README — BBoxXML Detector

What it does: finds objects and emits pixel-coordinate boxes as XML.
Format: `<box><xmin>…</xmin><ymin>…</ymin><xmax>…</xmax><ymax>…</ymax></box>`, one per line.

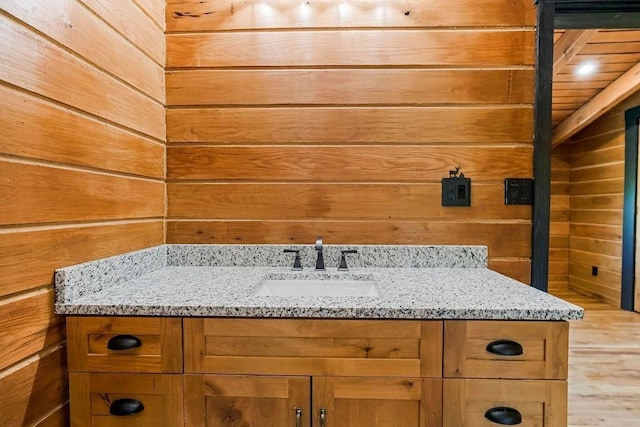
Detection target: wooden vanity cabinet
<box><xmin>67</xmin><ymin>317</ymin><xmax>184</xmax><ymax>427</ymax></box>
<box><xmin>442</xmin><ymin>320</ymin><xmax>569</xmax><ymax>427</ymax></box>
<box><xmin>66</xmin><ymin>317</ymin><xmax>570</xmax><ymax>426</ymax></box>
<box><xmin>183</xmin><ymin>318</ymin><xmax>444</xmax><ymax>427</ymax></box>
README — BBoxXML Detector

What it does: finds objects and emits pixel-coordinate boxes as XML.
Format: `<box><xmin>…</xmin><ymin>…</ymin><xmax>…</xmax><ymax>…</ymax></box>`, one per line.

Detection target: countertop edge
<box><xmin>55</xmin><ymin>303</ymin><xmax>584</xmax><ymax>320</ymax></box>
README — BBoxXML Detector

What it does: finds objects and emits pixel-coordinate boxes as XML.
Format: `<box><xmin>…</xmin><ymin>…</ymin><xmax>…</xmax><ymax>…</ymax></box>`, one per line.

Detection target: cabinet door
<box><xmin>185</xmin><ymin>374</ymin><xmax>311</xmax><ymax>427</ymax></box>
<box><xmin>313</xmin><ymin>377</ymin><xmax>442</xmax><ymax>427</ymax></box>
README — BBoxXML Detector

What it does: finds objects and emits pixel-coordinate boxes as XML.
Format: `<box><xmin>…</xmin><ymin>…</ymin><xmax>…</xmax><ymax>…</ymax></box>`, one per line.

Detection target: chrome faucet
<box><xmin>315</xmin><ymin>236</ymin><xmax>325</xmax><ymax>270</ymax></box>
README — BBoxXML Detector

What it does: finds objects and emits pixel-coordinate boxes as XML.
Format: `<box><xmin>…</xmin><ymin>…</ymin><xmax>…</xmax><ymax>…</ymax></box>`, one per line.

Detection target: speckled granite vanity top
<box><xmin>54</xmin><ymin>244</ymin><xmax>583</xmax><ymax>320</ymax></box>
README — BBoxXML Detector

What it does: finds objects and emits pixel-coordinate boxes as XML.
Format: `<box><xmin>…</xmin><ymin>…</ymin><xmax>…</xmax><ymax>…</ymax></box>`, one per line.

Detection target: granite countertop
<box><xmin>54</xmin><ymin>244</ymin><xmax>584</xmax><ymax>320</ymax></box>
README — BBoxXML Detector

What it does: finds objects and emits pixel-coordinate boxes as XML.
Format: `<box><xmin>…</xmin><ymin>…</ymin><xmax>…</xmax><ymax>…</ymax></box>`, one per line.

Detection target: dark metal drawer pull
<box><xmin>107</xmin><ymin>335</ymin><xmax>142</xmax><ymax>351</ymax></box>
<box><xmin>110</xmin><ymin>398</ymin><xmax>144</xmax><ymax>416</ymax></box>
<box><xmin>486</xmin><ymin>340</ymin><xmax>524</xmax><ymax>356</ymax></box>
<box><xmin>484</xmin><ymin>407</ymin><xmax>522</xmax><ymax>425</ymax></box>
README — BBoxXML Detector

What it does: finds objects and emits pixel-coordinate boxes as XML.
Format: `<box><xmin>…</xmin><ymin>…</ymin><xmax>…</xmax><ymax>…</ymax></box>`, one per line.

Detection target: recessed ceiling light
<box><xmin>575</xmin><ymin>61</ymin><xmax>598</xmax><ymax>77</ymax></box>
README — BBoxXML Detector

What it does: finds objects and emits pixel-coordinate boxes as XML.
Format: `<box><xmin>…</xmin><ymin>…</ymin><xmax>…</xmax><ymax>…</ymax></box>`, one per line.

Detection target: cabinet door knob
<box><xmin>107</xmin><ymin>334</ymin><xmax>142</xmax><ymax>351</ymax></box>
<box><xmin>295</xmin><ymin>407</ymin><xmax>302</xmax><ymax>427</ymax></box>
<box><xmin>484</xmin><ymin>407</ymin><xmax>522</xmax><ymax>425</ymax></box>
<box><xmin>319</xmin><ymin>407</ymin><xmax>327</xmax><ymax>427</ymax></box>
<box><xmin>109</xmin><ymin>398</ymin><xmax>144</xmax><ymax>416</ymax></box>
<box><xmin>486</xmin><ymin>340</ymin><xmax>524</xmax><ymax>356</ymax></box>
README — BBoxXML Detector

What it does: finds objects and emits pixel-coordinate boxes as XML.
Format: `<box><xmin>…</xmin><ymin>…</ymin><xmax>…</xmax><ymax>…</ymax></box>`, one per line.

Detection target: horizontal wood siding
<box><xmin>166</xmin><ymin>30</ymin><xmax>535</xmax><ymax>68</ymax></box>
<box><xmin>0</xmin><ymin>348</ymin><xmax>68</xmax><ymax>426</ymax></box>
<box><xmin>166</xmin><ymin>0</ymin><xmax>536</xmax><ymax>31</ymax></box>
<box><xmin>165</xmin><ymin>0</ymin><xmax>536</xmax><ymax>282</ymax></box>
<box><xmin>166</xmin><ymin>69</ymin><xmax>535</xmax><ymax>106</ymax></box>
<box><xmin>167</xmin><ymin>107</ymin><xmax>533</xmax><ymax>145</ymax></box>
<box><xmin>166</xmin><ymin>221</ymin><xmax>531</xmax><ymax>257</ymax></box>
<box><xmin>135</xmin><ymin>0</ymin><xmax>166</xmax><ymax>31</ymax></box>
<box><xmin>567</xmin><ymin>91</ymin><xmax>640</xmax><ymax>306</ymax></box>
<box><xmin>168</xmin><ymin>183</ymin><xmax>530</xmax><ymax>220</ymax></box>
<box><xmin>0</xmin><ymin>1</ymin><xmax>165</xmax><ymax>425</ymax></box>
<box><xmin>0</xmin><ymin>290</ymin><xmax>64</xmax><ymax>371</ymax></box>
<box><xmin>0</xmin><ymin>85</ymin><xmax>164</xmax><ymax>178</ymax></box>
<box><xmin>0</xmin><ymin>14</ymin><xmax>164</xmax><ymax>140</ymax></box>
<box><xmin>167</xmin><ymin>146</ymin><xmax>533</xmax><ymax>182</ymax></box>
<box><xmin>81</xmin><ymin>0</ymin><xmax>165</xmax><ymax>65</ymax></box>
<box><xmin>0</xmin><ymin>222</ymin><xmax>164</xmax><ymax>298</ymax></box>
<box><xmin>0</xmin><ymin>0</ymin><xmax>163</xmax><ymax>101</ymax></box>
<box><xmin>0</xmin><ymin>161</ymin><xmax>163</xmax><ymax>225</ymax></box>
<box><xmin>550</xmin><ymin>145</ymin><xmax>571</xmax><ymax>292</ymax></box>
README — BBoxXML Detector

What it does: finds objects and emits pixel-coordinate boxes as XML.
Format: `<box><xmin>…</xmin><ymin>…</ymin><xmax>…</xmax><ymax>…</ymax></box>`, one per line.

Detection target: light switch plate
<box><xmin>442</xmin><ymin>177</ymin><xmax>471</xmax><ymax>206</ymax></box>
<box><xmin>505</xmin><ymin>178</ymin><xmax>533</xmax><ymax>205</ymax></box>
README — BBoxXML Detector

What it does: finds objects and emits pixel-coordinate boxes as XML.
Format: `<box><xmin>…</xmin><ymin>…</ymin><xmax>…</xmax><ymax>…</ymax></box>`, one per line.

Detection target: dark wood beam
<box><xmin>532</xmin><ymin>0</ymin><xmax>555</xmax><ymax>292</ymax></box>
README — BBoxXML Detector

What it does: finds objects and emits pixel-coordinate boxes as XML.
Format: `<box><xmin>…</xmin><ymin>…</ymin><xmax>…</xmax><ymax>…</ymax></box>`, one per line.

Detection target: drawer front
<box><xmin>443</xmin><ymin>379</ymin><xmax>567</xmax><ymax>427</ymax></box>
<box><xmin>69</xmin><ymin>372</ymin><xmax>184</xmax><ymax>427</ymax></box>
<box><xmin>184</xmin><ymin>318</ymin><xmax>442</xmax><ymax>377</ymax></box>
<box><xmin>443</xmin><ymin>321</ymin><xmax>568</xmax><ymax>379</ymax></box>
<box><xmin>67</xmin><ymin>316</ymin><xmax>183</xmax><ymax>373</ymax></box>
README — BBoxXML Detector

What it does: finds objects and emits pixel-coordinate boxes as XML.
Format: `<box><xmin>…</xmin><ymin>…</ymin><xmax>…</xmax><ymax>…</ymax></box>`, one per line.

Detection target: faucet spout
<box><xmin>315</xmin><ymin>236</ymin><xmax>325</xmax><ymax>270</ymax></box>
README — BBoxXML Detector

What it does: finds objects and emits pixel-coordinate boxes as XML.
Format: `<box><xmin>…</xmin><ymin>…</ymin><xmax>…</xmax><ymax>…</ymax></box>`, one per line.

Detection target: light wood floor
<box><xmin>550</xmin><ymin>288</ymin><xmax>640</xmax><ymax>426</ymax></box>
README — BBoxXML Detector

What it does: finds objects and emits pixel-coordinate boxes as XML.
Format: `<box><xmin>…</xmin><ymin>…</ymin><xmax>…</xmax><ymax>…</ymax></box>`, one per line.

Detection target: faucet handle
<box><xmin>283</xmin><ymin>249</ymin><xmax>303</xmax><ymax>271</ymax></box>
<box><xmin>314</xmin><ymin>237</ymin><xmax>325</xmax><ymax>271</ymax></box>
<box><xmin>338</xmin><ymin>249</ymin><xmax>358</xmax><ymax>271</ymax></box>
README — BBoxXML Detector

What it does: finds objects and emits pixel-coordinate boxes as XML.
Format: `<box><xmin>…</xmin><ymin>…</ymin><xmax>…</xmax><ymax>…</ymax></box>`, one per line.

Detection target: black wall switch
<box><xmin>442</xmin><ymin>177</ymin><xmax>471</xmax><ymax>206</ymax></box>
<box><xmin>505</xmin><ymin>178</ymin><xmax>534</xmax><ymax>205</ymax></box>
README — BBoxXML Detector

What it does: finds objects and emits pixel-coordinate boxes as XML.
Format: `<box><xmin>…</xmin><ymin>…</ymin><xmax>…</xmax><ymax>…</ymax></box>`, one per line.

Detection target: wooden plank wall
<box><xmin>549</xmin><ymin>145</ymin><xmax>571</xmax><ymax>292</ymax></box>
<box><xmin>0</xmin><ymin>1</ymin><xmax>165</xmax><ymax>425</ymax></box>
<box><xmin>567</xmin><ymin>91</ymin><xmax>640</xmax><ymax>307</ymax></box>
<box><xmin>165</xmin><ymin>0</ymin><xmax>536</xmax><ymax>282</ymax></box>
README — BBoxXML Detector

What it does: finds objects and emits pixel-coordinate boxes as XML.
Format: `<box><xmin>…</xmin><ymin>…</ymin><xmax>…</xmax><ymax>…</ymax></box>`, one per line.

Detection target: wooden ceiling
<box><xmin>552</xmin><ymin>29</ymin><xmax>640</xmax><ymax>146</ymax></box>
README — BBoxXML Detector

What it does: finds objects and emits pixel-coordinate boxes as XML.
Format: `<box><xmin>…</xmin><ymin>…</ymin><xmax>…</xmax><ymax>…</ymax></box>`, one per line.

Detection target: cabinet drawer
<box><xmin>184</xmin><ymin>318</ymin><xmax>442</xmax><ymax>377</ymax></box>
<box><xmin>443</xmin><ymin>321</ymin><xmax>568</xmax><ymax>379</ymax></box>
<box><xmin>69</xmin><ymin>372</ymin><xmax>184</xmax><ymax>427</ymax></box>
<box><xmin>67</xmin><ymin>316</ymin><xmax>183</xmax><ymax>373</ymax></box>
<box><xmin>443</xmin><ymin>379</ymin><xmax>567</xmax><ymax>427</ymax></box>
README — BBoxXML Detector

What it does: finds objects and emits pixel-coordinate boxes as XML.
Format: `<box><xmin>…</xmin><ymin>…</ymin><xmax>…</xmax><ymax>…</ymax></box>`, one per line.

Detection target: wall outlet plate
<box><xmin>442</xmin><ymin>177</ymin><xmax>471</xmax><ymax>206</ymax></box>
<box><xmin>505</xmin><ymin>178</ymin><xmax>534</xmax><ymax>205</ymax></box>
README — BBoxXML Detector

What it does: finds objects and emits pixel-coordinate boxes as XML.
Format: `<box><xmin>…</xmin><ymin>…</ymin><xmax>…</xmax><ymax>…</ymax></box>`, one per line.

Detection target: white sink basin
<box><xmin>253</xmin><ymin>278</ymin><xmax>380</xmax><ymax>297</ymax></box>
